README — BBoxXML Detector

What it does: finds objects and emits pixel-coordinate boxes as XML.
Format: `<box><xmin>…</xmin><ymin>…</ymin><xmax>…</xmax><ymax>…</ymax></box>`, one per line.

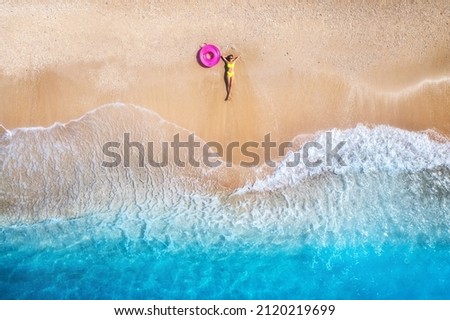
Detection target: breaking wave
<box><xmin>0</xmin><ymin>103</ymin><xmax>449</xmax><ymax>250</ymax></box>
<box><xmin>1</xmin><ymin>103</ymin><xmax>450</xmax><ymax>299</ymax></box>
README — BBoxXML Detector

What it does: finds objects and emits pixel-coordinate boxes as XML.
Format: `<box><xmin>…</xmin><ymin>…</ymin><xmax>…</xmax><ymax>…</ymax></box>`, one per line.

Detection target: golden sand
<box><xmin>1</xmin><ymin>0</ymin><xmax>449</xmax><ymax>146</ymax></box>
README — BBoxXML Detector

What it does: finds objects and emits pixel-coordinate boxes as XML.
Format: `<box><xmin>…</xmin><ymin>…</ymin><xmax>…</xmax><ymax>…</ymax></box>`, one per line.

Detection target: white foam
<box><xmin>239</xmin><ymin>124</ymin><xmax>450</xmax><ymax>193</ymax></box>
<box><xmin>382</xmin><ymin>76</ymin><xmax>450</xmax><ymax>97</ymax></box>
<box><xmin>1</xmin><ymin>104</ymin><xmax>449</xmax><ymax>249</ymax></box>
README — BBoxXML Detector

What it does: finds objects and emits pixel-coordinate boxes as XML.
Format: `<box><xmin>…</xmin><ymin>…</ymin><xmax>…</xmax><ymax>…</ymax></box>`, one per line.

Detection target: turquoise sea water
<box><xmin>1</xmin><ymin>223</ymin><xmax>449</xmax><ymax>299</ymax></box>
<box><xmin>1</xmin><ymin>106</ymin><xmax>449</xmax><ymax>299</ymax></box>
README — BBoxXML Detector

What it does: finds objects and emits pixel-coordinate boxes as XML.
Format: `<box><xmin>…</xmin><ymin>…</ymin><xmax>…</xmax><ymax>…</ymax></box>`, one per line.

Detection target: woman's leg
<box><xmin>225</xmin><ymin>75</ymin><xmax>231</xmax><ymax>101</ymax></box>
<box><xmin>227</xmin><ymin>77</ymin><xmax>233</xmax><ymax>100</ymax></box>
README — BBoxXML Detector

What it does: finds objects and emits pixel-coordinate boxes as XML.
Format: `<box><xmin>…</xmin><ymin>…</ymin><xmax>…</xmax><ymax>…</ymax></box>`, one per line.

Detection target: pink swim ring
<box><xmin>197</xmin><ymin>44</ymin><xmax>221</xmax><ymax>68</ymax></box>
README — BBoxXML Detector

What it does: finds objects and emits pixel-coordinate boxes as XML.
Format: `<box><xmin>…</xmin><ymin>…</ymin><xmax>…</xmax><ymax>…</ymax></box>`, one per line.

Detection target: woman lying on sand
<box><xmin>221</xmin><ymin>54</ymin><xmax>239</xmax><ymax>101</ymax></box>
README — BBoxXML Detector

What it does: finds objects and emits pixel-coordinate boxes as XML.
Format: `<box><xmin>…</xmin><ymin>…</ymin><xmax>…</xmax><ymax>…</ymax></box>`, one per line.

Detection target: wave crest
<box><xmin>1</xmin><ymin>104</ymin><xmax>449</xmax><ymax>248</ymax></box>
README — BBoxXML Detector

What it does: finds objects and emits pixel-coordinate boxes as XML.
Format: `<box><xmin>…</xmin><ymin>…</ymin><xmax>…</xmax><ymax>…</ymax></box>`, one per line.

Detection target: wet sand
<box><xmin>1</xmin><ymin>0</ymin><xmax>449</xmax><ymax>146</ymax></box>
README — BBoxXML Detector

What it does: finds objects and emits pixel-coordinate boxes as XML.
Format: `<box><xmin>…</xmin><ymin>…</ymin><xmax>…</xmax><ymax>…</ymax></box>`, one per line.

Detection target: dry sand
<box><xmin>0</xmin><ymin>0</ymin><xmax>449</xmax><ymax>149</ymax></box>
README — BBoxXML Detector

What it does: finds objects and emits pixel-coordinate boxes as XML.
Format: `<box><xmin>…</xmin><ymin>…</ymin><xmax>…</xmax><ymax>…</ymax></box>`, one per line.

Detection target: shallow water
<box><xmin>1</xmin><ymin>229</ymin><xmax>449</xmax><ymax>299</ymax></box>
<box><xmin>1</xmin><ymin>104</ymin><xmax>449</xmax><ymax>299</ymax></box>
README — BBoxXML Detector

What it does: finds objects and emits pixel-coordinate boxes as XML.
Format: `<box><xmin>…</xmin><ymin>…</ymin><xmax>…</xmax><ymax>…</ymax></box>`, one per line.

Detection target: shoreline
<box><xmin>1</xmin><ymin>63</ymin><xmax>449</xmax><ymax>136</ymax></box>
<box><xmin>0</xmin><ymin>1</ymin><xmax>449</xmax><ymax>143</ymax></box>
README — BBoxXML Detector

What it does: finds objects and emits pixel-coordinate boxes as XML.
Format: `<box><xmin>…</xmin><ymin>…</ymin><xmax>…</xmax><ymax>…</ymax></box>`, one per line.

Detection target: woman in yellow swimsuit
<box><xmin>221</xmin><ymin>54</ymin><xmax>239</xmax><ymax>101</ymax></box>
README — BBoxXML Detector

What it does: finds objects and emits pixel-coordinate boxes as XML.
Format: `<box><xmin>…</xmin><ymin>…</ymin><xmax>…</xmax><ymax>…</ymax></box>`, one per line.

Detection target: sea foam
<box><xmin>1</xmin><ymin>104</ymin><xmax>449</xmax><ymax>250</ymax></box>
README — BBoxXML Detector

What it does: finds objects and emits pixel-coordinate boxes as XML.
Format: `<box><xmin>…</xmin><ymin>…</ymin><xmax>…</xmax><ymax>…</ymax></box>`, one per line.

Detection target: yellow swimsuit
<box><xmin>226</xmin><ymin>62</ymin><xmax>235</xmax><ymax>77</ymax></box>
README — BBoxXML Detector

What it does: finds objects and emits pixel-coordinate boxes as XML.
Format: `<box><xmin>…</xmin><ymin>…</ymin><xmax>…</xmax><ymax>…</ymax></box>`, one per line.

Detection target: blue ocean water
<box><xmin>1</xmin><ymin>107</ymin><xmax>449</xmax><ymax>300</ymax></box>
<box><xmin>1</xmin><ymin>228</ymin><xmax>449</xmax><ymax>299</ymax></box>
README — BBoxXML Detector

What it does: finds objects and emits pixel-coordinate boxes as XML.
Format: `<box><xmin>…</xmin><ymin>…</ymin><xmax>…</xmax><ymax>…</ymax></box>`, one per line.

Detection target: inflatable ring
<box><xmin>197</xmin><ymin>44</ymin><xmax>221</xmax><ymax>68</ymax></box>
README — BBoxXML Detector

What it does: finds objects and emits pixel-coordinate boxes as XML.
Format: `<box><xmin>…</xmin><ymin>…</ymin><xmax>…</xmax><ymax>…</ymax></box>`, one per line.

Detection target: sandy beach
<box><xmin>0</xmin><ymin>0</ymin><xmax>448</xmax><ymax>146</ymax></box>
<box><xmin>1</xmin><ymin>2</ymin><xmax>450</xmax><ymax>302</ymax></box>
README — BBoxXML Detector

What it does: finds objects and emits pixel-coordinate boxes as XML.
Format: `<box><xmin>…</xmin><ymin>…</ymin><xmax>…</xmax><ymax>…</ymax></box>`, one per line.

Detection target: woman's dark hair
<box><xmin>226</xmin><ymin>54</ymin><xmax>234</xmax><ymax>61</ymax></box>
